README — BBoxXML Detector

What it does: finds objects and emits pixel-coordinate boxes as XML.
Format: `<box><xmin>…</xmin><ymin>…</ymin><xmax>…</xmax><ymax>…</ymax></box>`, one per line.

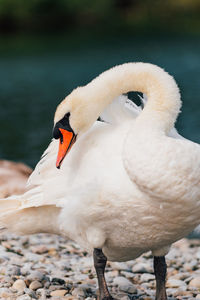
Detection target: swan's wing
<box><xmin>19</xmin><ymin>139</ymin><xmax>64</xmax><ymax>207</ymax></box>
<box><xmin>100</xmin><ymin>94</ymin><xmax>143</xmax><ymax>125</ymax></box>
<box><xmin>27</xmin><ymin>139</ymin><xmax>58</xmax><ymax>188</ymax></box>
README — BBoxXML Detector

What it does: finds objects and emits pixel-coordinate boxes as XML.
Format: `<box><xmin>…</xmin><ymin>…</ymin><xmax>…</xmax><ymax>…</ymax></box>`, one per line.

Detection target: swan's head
<box><xmin>53</xmin><ymin>87</ymin><xmax>97</xmax><ymax>168</ymax></box>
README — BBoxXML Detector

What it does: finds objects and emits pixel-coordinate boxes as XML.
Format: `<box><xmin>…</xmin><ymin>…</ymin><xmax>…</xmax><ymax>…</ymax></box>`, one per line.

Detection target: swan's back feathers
<box><xmin>100</xmin><ymin>94</ymin><xmax>143</xmax><ymax>124</ymax></box>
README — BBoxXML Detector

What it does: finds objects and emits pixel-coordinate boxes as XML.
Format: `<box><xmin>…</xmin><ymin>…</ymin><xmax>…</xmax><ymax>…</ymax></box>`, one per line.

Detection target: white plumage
<box><xmin>1</xmin><ymin>62</ymin><xmax>200</xmax><ymax>265</ymax></box>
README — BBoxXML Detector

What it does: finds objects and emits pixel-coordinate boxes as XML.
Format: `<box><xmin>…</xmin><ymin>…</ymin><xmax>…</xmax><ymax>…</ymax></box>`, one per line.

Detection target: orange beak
<box><xmin>56</xmin><ymin>128</ymin><xmax>76</xmax><ymax>169</ymax></box>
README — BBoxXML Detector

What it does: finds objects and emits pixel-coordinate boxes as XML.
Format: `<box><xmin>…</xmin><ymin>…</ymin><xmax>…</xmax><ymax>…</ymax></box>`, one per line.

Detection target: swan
<box><xmin>1</xmin><ymin>62</ymin><xmax>200</xmax><ymax>300</ymax></box>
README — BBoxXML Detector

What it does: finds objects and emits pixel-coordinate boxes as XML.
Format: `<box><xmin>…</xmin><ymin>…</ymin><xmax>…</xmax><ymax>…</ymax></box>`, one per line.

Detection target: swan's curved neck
<box><xmin>84</xmin><ymin>63</ymin><xmax>181</xmax><ymax>132</ymax></box>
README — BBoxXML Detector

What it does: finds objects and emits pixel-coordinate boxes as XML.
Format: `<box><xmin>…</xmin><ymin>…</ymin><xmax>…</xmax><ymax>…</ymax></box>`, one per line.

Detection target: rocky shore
<box><xmin>0</xmin><ymin>234</ymin><xmax>200</xmax><ymax>299</ymax></box>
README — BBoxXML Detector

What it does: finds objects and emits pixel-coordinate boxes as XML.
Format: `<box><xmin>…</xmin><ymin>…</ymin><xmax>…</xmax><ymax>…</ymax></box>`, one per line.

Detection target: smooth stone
<box><xmin>105</xmin><ymin>270</ymin><xmax>119</xmax><ymax>282</ymax></box>
<box><xmin>12</xmin><ymin>279</ymin><xmax>26</xmax><ymax>291</ymax></box>
<box><xmin>0</xmin><ymin>276</ymin><xmax>14</xmax><ymax>285</ymax></box>
<box><xmin>49</xmin><ymin>284</ymin><xmax>66</xmax><ymax>291</ymax></box>
<box><xmin>132</xmin><ymin>263</ymin><xmax>151</xmax><ymax>273</ymax></box>
<box><xmin>113</xmin><ymin>276</ymin><xmax>132</xmax><ymax>286</ymax></box>
<box><xmin>189</xmin><ymin>277</ymin><xmax>200</xmax><ymax>288</ymax></box>
<box><xmin>51</xmin><ymin>277</ymin><xmax>66</xmax><ymax>285</ymax></box>
<box><xmin>166</xmin><ymin>288</ymin><xmax>177</xmax><ymax>296</ymax></box>
<box><xmin>24</xmin><ymin>288</ymin><xmax>37</xmax><ymax>298</ymax></box>
<box><xmin>16</xmin><ymin>295</ymin><xmax>32</xmax><ymax>300</ymax></box>
<box><xmin>140</xmin><ymin>273</ymin><xmax>155</xmax><ymax>282</ymax></box>
<box><xmin>24</xmin><ymin>253</ymin><xmax>41</xmax><ymax>262</ymax></box>
<box><xmin>113</xmin><ymin>276</ymin><xmax>137</xmax><ymax>293</ymax></box>
<box><xmin>44</xmin><ymin>281</ymin><xmax>51</xmax><ymax>288</ymax></box>
<box><xmin>71</xmin><ymin>287</ymin><xmax>85</xmax><ymax>297</ymax></box>
<box><xmin>36</xmin><ymin>288</ymin><xmax>50</xmax><ymax>297</ymax></box>
<box><xmin>50</xmin><ymin>289</ymin><xmax>68</xmax><ymax>297</ymax></box>
<box><xmin>32</xmin><ymin>245</ymin><xmax>48</xmax><ymax>254</ymax></box>
<box><xmin>120</xmin><ymin>271</ymin><xmax>135</xmax><ymax>278</ymax></box>
<box><xmin>62</xmin><ymin>296</ymin><xmax>76</xmax><ymax>300</ymax></box>
<box><xmin>173</xmin><ymin>286</ymin><xmax>188</xmax><ymax>297</ymax></box>
<box><xmin>111</xmin><ymin>262</ymin><xmax>129</xmax><ymax>271</ymax></box>
<box><xmin>0</xmin><ymin>288</ymin><xmax>13</xmax><ymax>298</ymax></box>
<box><xmin>29</xmin><ymin>280</ymin><xmax>43</xmax><ymax>290</ymax></box>
<box><xmin>27</xmin><ymin>271</ymin><xmax>45</xmax><ymax>281</ymax></box>
<box><xmin>166</xmin><ymin>279</ymin><xmax>186</xmax><ymax>288</ymax></box>
<box><xmin>5</xmin><ymin>266</ymin><xmax>21</xmax><ymax>276</ymax></box>
<box><xmin>120</xmin><ymin>284</ymin><xmax>137</xmax><ymax>294</ymax></box>
<box><xmin>78</xmin><ymin>283</ymin><xmax>93</xmax><ymax>290</ymax></box>
<box><xmin>21</xmin><ymin>265</ymin><xmax>32</xmax><ymax>276</ymax></box>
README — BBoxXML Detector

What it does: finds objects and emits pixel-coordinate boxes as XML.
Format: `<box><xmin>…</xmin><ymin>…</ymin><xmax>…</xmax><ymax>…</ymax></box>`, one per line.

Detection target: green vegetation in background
<box><xmin>0</xmin><ymin>0</ymin><xmax>200</xmax><ymax>34</ymax></box>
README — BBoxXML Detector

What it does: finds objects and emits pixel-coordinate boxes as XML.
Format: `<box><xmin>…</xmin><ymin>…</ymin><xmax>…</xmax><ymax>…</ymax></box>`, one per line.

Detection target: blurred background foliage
<box><xmin>0</xmin><ymin>0</ymin><xmax>200</xmax><ymax>167</ymax></box>
<box><xmin>0</xmin><ymin>0</ymin><xmax>200</xmax><ymax>34</ymax></box>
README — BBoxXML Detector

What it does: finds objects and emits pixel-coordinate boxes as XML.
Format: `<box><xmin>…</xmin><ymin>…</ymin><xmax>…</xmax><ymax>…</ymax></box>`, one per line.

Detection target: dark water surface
<box><xmin>0</xmin><ymin>34</ymin><xmax>200</xmax><ymax>167</ymax></box>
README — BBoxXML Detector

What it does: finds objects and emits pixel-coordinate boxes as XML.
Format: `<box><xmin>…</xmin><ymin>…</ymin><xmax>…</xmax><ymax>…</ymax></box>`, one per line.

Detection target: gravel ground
<box><xmin>0</xmin><ymin>234</ymin><xmax>200</xmax><ymax>300</ymax></box>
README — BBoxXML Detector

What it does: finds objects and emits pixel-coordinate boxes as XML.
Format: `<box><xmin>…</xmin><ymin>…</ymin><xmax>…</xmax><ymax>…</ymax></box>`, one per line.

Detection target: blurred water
<box><xmin>0</xmin><ymin>34</ymin><xmax>200</xmax><ymax>167</ymax></box>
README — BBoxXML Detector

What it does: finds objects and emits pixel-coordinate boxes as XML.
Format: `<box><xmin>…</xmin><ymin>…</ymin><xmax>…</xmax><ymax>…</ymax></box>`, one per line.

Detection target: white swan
<box><xmin>1</xmin><ymin>62</ymin><xmax>200</xmax><ymax>300</ymax></box>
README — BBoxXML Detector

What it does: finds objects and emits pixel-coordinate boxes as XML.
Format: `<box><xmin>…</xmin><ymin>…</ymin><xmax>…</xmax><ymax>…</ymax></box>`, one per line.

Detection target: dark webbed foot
<box><xmin>93</xmin><ymin>248</ymin><xmax>114</xmax><ymax>300</ymax></box>
<box><xmin>154</xmin><ymin>256</ymin><xmax>167</xmax><ymax>300</ymax></box>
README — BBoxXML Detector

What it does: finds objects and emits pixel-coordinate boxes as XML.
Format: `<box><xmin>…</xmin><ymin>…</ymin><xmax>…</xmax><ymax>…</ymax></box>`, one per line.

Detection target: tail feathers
<box><xmin>0</xmin><ymin>195</ymin><xmax>22</xmax><ymax>229</ymax></box>
<box><xmin>0</xmin><ymin>189</ymin><xmax>61</xmax><ymax>235</ymax></box>
<box><xmin>0</xmin><ymin>200</ymin><xmax>61</xmax><ymax>235</ymax></box>
<box><xmin>0</xmin><ymin>196</ymin><xmax>21</xmax><ymax>214</ymax></box>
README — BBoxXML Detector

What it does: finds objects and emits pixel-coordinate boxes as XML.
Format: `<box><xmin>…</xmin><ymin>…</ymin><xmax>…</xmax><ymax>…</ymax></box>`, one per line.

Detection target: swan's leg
<box><xmin>93</xmin><ymin>248</ymin><xmax>114</xmax><ymax>300</ymax></box>
<box><xmin>154</xmin><ymin>256</ymin><xmax>167</xmax><ymax>300</ymax></box>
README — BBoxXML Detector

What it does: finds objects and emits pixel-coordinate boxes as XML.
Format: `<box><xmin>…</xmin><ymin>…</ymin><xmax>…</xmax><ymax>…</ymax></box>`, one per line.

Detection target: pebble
<box><xmin>1</xmin><ymin>234</ymin><xmax>200</xmax><ymax>299</ymax></box>
<box><xmin>51</xmin><ymin>277</ymin><xmax>66</xmax><ymax>285</ymax></box>
<box><xmin>31</xmin><ymin>245</ymin><xmax>48</xmax><ymax>254</ymax></box>
<box><xmin>24</xmin><ymin>287</ymin><xmax>37</xmax><ymax>298</ymax></box>
<box><xmin>5</xmin><ymin>265</ymin><xmax>21</xmax><ymax>276</ymax></box>
<box><xmin>140</xmin><ymin>273</ymin><xmax>155</xmax><ymax>282</ymax></box>
<box><xmin>111</xmin><ymin>262</ymin><xmax>129</xmax><ymax>271</ymax></box>
<box><xmin>113</xmin><ymin>276</ymin><xmax>131</xmax><ymax>286</ymax></box>
<box><xmin>166</xmin><ymin>279</ymin><xmax>187</xmax><ymax>288</ymax></box>
<box><xmin>189</xmin><ymin>277</ymin><xmax>200</xmax><ymax>288</ymax></box>
<box><xmin>49</xmin><ymin>284</ymin><xmax>66</xmax><ymax>291</ymax></box>
<box><xmin>12</xmin><ymin>279</ymin><xmax>26</xmax><ymax>291</ymax></box>
<box><xmin>16</xmin><ymin>295</ymin><xmax>32</xmax><ymax>300</ymax></box>
<box><xmin>27</xmin><ymin>270</ymin><xmax>45</xmax><ymax>282</ymax></box>
<box><xmin>72</xmin><ymin>287</ymin><xmax>86</xmax><ymax>297</ymax></box>
<box><xmin>0</xmin><ymin>288</ymin><xmax>13</xmax><ymax>298</ymax></box>
<box><xmin>29</xmin><ymin>280</ymin><xmax>43</xmax><ymax>290</ymax></box>
<box><xmin>132</xmin><ymin>263</ymin><xmax>151</xmax><ymax>273</ymax></box>
<box><xmin>50</xmin><ymin>289</ymin><xmax>68</xmax><ymax>296</ymax></box>
<box><xmin>21</xmin><ymin>265</ymin><xmax>31</xmax><ymax>276</ymax></box>
<box><xmin>113</xmin><ymin>276</ymin><xmax>137</xmax><ymax>293</ymax></box>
